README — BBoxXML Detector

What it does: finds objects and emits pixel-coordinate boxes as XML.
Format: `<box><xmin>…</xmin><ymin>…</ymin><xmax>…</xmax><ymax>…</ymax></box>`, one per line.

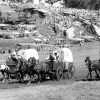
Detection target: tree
<box><xmin>63</xmin><ymin>0</ymin><xmax>100</xmax><ymax>10</ymax></box>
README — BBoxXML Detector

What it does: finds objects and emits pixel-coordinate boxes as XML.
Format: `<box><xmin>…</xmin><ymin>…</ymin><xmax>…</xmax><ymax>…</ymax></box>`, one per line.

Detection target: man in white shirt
<box><xmin>61</xmin><ymin>45</ymin><xmax>73</xmax><ymax>69</ymax></box>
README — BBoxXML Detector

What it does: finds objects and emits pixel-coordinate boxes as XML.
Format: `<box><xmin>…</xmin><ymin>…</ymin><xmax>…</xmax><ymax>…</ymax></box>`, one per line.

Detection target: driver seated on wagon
<box><xmin>7</xmin><ymin>52</ymin><xmax>18</xmax><ymax>65</ymax></box>
<box><xmin>10</xmin><ymin>53</ymin><xmax>18</xmax><ymax>62</ymax></box>
<box><xmin>53</xmin><ymin>44</ymin><xmax>74</xmax><ymax>70</ymax></box>
<box><xmin>53</xmin><ymin>50</ymin><xmax>59</xmax><ymax>62</ymax></box>
<box><xmin>9</xmin><ymin>47</ymin><xmax>21</xmax><ymax>62</ymax></box>
<box><xmin>46</xmin><ymin>49</ymin><xmax>60</xmax><ymax>71</ymax></box>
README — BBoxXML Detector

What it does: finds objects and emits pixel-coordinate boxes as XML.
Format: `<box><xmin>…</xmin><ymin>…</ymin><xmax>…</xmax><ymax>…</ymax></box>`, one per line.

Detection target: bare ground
<box><xmin>0</xmin><ymin>41</ymin><xmax>100</xmax><ymax>100</ymax></box>
<box><xmin>0</xmin><ymin>81</ymin><xmax>100</xmax><ymax>100</ymax></box>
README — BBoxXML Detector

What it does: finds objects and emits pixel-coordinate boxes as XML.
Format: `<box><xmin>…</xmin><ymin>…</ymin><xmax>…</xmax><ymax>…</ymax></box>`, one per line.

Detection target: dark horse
<box><xmin>35</xmin><ymin>61</ymin><xmax>54</xmax><ymax>82</ymax></box>
<box><xmin>85</xmin><ymin>57</ymin><xmax>100</xmax><ymax>80</ymax></box>
<box><xmin>5</xmin><ymin>56</ymin><xmax>27</xmax><ymax>83</ymax></box>
<box><xmin>16</xmin><ymin>57</ymin><xmax>27</xmax><ymax>82</ymax></box>
<box><xmin>26</xmin><ymin>57</ymin><xmax>37</xmax><ymax>84</ymax></box>
<box><xmin>25</xmin><ymin>57</ymin><xmax>50</xmax><ymax>84</ymax></box>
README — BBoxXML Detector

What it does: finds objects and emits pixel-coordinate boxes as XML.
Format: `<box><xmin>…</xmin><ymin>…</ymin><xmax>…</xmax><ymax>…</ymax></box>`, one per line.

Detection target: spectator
<box><xmin>3</xmin><ymin>51</ymin><xmax>5</xmax><ymax>54</ymax></box>
<box><xmin>8</xmin><ymin>49</ymin><xmax>11</xmax><ymax>53</ymax></box>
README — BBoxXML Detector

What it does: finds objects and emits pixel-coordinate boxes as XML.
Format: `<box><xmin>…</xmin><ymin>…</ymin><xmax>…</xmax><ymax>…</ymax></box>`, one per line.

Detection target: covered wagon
<box><xmin>39</xmin><ymin>46</ymin><xmax>75</xmax><ymax>81</ymax></box>
<box><xmin>51</xmin><ymin>47</ymin><xmax>75</xmax><ymax>80</ymax></box>
<box><xmin>16</xmin><ymin>48</ymin><xmax>39</xmax><ymax>60</ymax></box>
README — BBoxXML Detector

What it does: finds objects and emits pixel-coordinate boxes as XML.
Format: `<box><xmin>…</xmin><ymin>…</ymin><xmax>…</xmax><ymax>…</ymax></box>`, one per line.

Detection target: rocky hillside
<box><xmin>0</xmin><ymin>3</ymin><xmax>100</xmax><ymax>38</ymax></box>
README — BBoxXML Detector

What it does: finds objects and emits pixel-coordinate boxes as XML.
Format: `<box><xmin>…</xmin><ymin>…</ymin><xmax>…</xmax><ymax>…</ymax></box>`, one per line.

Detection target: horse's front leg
<box><xmin>2</xmin><ymin>73</ymin><xmax>6</xmax><ymax>82</ymax></box>
<box><xmin>21</xmin><ymin>74</ymin><xmax>24</xmax><ymax>83</ymax></box>
<box><xmin>18</xmin><ymin>71</ymin><xmax>24</xmax><ymax>83</ymax></box>
<box><xmin>86</xmin><ymin>68</ymin><xmax>92</xmax><ymax>80</ymax></box>
<box><xmin>89</xmin><ymin>69</ymin><xmax>92</xmax><ymax>79</ymax></box>
<box><xmin>86</xmin><ymin>72</ymin><xmax>89</xmax><ymax>80</ymax></box>
<box><xmin>27</xmin><ymin>74</ymin><xmax>32</xmax><ymax>85</ymax></box>
<box><xmin>20</xmin><ymin>70</ymin><xmax>25</xmax><ymax>83</ymax></box>
<box><xmin>7</xmin><ymin>72</ymin><xmax>11</xmax><ymax>83</ymax></box>
<box><xmin>95</xmin><ymin>70</ymin><xmax>100</xmax><ymax>78</ymax></box>
<box><xmin>37</xmin><ymin>72</ymin><xmax>41</xmax><ymax>83</ymax></box>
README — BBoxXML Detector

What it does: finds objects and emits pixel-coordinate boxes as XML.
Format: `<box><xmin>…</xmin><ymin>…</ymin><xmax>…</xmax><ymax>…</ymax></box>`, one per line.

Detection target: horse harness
<box><xmin>17</xmin><ymin>58</ymin><xmax>27</xmax><ymax>70</ymax></box>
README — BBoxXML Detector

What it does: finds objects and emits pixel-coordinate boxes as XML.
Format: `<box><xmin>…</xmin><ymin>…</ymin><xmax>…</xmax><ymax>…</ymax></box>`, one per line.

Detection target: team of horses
<box><xmin>0</xmin><ymin>55</ymin><xmax>54</xmax><ymax>84</ymax></box>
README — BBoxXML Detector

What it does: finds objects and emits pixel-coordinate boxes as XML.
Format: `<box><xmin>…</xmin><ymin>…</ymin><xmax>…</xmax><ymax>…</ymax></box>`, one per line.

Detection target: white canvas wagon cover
<box><xmin>12</xmin><ymin>49</ymin><xmax>39</xmax><ymax>60</ymax></box>
<box><xmin>53</xmin><ymin>47</ymin><xmax>73</xmax><ymax>62</ymax></box>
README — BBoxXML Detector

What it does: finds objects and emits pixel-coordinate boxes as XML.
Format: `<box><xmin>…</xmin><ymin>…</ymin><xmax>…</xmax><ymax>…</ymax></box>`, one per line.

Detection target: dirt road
<box><xmin>0</xmin><ymin>41</ymin><xmax>100</xmax><ymax>100</ymax></box>
<box><xmin>0</xmin><ymin>80</ymin><xmax>100</xmax><ymax>100</ymax></box>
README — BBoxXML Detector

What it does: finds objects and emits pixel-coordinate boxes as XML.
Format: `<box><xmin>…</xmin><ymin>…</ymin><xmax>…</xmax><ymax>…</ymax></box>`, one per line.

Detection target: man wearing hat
<box><xmin>10</xmin><ymin>52</ymin><xmax>18</xmax><ymax>62</ymax></box>
<box><xmin>53</xmin><ymin>50</ymin><xmax>59</xmax><ymax>62</ymax></box>
<box><xmin>46</xmin><ymin>49</ymin><xmax>55</xmax><ymax>71</ymax></box>
<box><xmin>61</xmin><ymin>45</ymin><xmax>73</xmax><ymax>71</ymax></box>
<box><xmin>49</xmin><ymin>52</ymin><xmax>55</xmax><ymax>71</ymax></box>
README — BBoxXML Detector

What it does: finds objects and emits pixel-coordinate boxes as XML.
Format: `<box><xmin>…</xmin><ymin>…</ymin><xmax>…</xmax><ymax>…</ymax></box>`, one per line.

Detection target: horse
<box><xmin>35</xmin><ymin>60</ymin><xmax>53</xmax><ymax>83</ymax></box>
<box><xmin>25</xmin><ymin>57</ymin><xmax>37</xmax><ymax>84</ymax></box>
<box><xmin>85</xmin><ymin>57</ymin><xmax>100</xmax><ymax>80</ymax></box>
<box><xmin>15</xmin><ymin>56</ymin><xmax>38</xmax><ymax>84</ymax></box>
<box><xmin>15</xmin><ymin>57</ymin><xmax>28</xmax><ymax>82</ymax></box>
<box><xmin>3</xmin><ymin>56</ymin><xmax>27</xmax><ymax>83</ymax></box>
<box><xmin>0</xmin><ymin>64</ymin><xmax>10</xmax><ymax>82</ymax></box>
<box><xmin>16</xmin><ymin>56</ymin><xmax>43</xmax><ymax>84</ymax></box>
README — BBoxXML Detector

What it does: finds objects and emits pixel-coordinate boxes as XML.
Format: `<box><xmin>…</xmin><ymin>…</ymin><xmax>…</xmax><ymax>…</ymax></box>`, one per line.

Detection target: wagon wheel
<box><xmin>68</xmin><ymin>64</ymin><xmax>75</xmax><ymax>79</ymax></box>
<box><xmin>56</xmin><ymin>67</ymin><xmax>63</xmax><ymax>81</ymax></box>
